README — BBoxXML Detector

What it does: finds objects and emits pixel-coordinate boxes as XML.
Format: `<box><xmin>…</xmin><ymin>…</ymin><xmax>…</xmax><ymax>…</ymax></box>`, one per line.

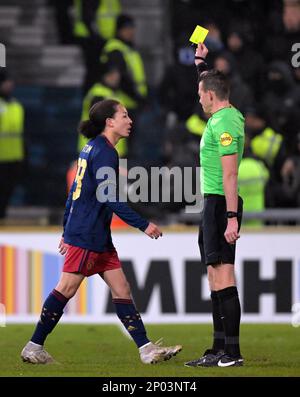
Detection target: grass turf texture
<box><xmin>0</xmin><ymin>324</ymin><xmax>299</xmax><ymax>377</ymax></box>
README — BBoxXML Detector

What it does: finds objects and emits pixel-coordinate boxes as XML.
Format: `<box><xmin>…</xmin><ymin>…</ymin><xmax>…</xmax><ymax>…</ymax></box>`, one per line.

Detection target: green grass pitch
<box><xmin>1</xmin><ymin>324</ymin><xmax>299</xmax><ymax>377</ymax></box>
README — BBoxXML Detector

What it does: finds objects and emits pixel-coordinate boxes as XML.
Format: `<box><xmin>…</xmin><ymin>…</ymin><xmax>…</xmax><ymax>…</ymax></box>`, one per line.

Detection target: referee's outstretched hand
<box><xmin>195</xmin><ymin>43</ymin><xmax>208</xmax><ymax>65</ymax></box>
<box><xmin>144</xmin><ymin>222</ymin><xmax>163</xmax><ymax>240</ymax></box>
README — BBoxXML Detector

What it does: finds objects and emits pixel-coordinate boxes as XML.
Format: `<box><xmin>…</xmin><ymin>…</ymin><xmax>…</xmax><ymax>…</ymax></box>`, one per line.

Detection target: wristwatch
<box><xmin>226</xmin><ymin>211</ymin><xmax>238</xmax><ymax>218</ymax></box>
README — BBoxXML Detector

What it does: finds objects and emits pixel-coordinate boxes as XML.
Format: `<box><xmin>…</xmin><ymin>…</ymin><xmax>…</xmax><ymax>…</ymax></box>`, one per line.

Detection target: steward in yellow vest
<box><xmin>0</xmin><ymin>72</ymin><xmax>25</xmax><ymax>219</ymax></box>
<box><xmin>73</xmin><ymin>0</ymin><xmax>121</xmax><ymax>40</ymax></box>
<box><xmin>78</xmin><ymin>64</ymin><xmax>127</xmax><ymax>157</ymax></box>
<box><xmin>73</xmin><ymin>0</ymin><xmax>121</xmax><ymax>93</ymax></box>
<box><xmin>185</xmin><ymin>113</ymin><xmax>207</xmax><ymax>138</ymax></box>
<box><xmin>238</xmin><ymin>156</ymin><xmax>269</xmax><ymax>226</ymax></box>
<box><xmin>251</xmin><ymin>127</ymin><xmax>283</xmax><ymax>168</ymax></box>
<box><xmin>100</xmin><ymin>14</ymin><xmax>147</xmax><ymax>110</ymax></box>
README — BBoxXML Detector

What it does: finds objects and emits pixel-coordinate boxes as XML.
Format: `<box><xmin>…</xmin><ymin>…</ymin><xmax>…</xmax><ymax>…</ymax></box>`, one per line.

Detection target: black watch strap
<box><xmin>195</xmin><ymin>56</ymin><xmax>206</xmax><ymax>61</ymax></box>
<box><xmin>226</xmin><ymin>211</ymin><xmax>238</xmax><ymax>218</ymax></box>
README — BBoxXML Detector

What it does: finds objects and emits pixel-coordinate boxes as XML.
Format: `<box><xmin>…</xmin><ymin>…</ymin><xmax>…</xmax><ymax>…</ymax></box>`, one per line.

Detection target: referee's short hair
<box><xmin>200</xmin><ymin>70</ymin><xmax>230</xmax><ymax>101</ymax></box>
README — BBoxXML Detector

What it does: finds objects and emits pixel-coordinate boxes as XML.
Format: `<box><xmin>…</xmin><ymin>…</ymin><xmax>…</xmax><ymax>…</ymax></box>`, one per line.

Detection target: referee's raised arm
<box><xmin>194</xmin><ymin>43</ymin><xmax>209</xmax><ymax>80</ymax></box>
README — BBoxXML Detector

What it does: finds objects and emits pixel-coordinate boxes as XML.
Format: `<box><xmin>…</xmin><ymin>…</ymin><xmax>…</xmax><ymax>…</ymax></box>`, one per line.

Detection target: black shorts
<box><xmin>198</xmin><ymin>194</ymin><xmax>243</xmax><ymax>266</ymax></box>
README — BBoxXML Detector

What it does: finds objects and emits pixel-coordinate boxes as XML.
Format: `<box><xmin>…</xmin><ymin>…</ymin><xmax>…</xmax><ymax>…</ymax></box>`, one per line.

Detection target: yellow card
<box><xmin>189</xmin><ymin>25</ymin><xmax>209</xmax><ymax>44</ymax></box>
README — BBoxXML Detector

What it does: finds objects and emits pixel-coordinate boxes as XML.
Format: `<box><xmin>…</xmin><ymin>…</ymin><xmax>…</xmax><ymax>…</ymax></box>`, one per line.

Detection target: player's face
<box><xmin>112</xmin><ymin>105</ymin><xmax>132</xmax><ymax>137</ymax></box>
<box><xmin>198</xmin><ymin>81</ymin><xmax>212</xmax><ymax>114</ymax></box>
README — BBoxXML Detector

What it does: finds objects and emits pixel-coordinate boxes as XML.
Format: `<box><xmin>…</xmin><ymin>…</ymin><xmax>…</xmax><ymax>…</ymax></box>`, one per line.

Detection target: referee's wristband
<box><xmin>195</xmin><ymin>56</ymin><xmax>206</xmax><ymax>61</ymax></box>
<box><xmin>226</xmin><ymin>211</ymin><xmax>238</xmax><ymax>218</ymax></box>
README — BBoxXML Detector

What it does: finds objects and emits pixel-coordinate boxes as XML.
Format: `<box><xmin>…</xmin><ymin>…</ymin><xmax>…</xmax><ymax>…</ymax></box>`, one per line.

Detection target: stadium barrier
<box><xmin>0</xmin><ymin>229</ymin><xmax>299</xmax><ymax>323</ymax></box>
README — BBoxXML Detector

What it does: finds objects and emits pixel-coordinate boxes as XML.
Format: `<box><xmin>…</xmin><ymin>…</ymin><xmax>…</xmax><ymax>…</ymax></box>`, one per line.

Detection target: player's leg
<box><xmin>102</xmin><ymin>267</ymin><xmax>149</xmax><ymax>347</ymax></box>
<box><xmin>21</xmin><ymin>272</ymin><xmax>84</xmax><ymax>364</ymax></box>
<box><xmin>102</xmin><ymin>268</ymin><xmax>182</xmax><ymax>364</ymax></box>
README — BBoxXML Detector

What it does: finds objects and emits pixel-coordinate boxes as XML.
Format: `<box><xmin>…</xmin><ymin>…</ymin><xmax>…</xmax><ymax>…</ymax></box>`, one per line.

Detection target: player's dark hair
<box><xmin>78</xmin><ymin>99</ymin><xmax>120</xmax><ymax>138</ymax></box>
<box><xmin>200</xmin><ymin>70</ymin><xmax>230</xmax><ymax>100</ymax></box>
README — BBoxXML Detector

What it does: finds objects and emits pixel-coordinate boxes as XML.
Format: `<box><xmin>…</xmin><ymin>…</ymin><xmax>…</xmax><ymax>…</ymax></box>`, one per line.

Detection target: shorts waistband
<box><xmin>204</xmin><ymin>194</ymin><xmax>224</xmax><ymax>198</ymax></box>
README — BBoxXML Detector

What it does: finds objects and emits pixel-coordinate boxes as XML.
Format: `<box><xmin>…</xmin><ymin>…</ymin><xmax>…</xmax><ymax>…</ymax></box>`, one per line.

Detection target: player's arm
<box><xmin>221</xmin><ymin>154</ymin><xmax>239</xmax><ymax>245</ymax></box>
<box><xmin>62</xmin><ymin>180</ymin><xmax>76</xmax><ymax>234</ymax></box>
<box><xmin>59</xmin><ymin>181</ymin><xmax>76</xmax><ymax>254</ymax></box>
<box><xmin>93</xmin><ymin>149</ymin><xmax>162</xmax><ymax>238</ymax></box>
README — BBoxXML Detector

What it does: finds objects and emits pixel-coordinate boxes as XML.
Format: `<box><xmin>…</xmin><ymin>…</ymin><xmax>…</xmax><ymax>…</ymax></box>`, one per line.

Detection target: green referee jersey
<box><xmin>200</xmin><ymin>106</ymin><xmax>245</xmax><ymax>195</ymax></box>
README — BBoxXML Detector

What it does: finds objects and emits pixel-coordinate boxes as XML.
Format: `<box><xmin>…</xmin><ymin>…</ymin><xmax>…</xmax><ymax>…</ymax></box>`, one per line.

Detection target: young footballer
<box><xmin>21</xmin><ymin>99</ymin><xmax>181</xmax><ymax>365</ymax></box>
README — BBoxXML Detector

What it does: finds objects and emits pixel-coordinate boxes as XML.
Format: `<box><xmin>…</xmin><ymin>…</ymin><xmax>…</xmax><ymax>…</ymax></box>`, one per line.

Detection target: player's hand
<box><xmin>195</xmin><ymin>43</ymin><xmax>208</xmax><ymax>65</ymax></box>
<box><xmin>144</xmin><ymin>223</ymin><xmax>163</xmax><ymax>239</ymax></box>
<box><xmin>224</xmin><ymin>218</ymin><xmax>240</xmax><ymax>245</ymax></box>
<box><xmin>58</xmin><ymin>237</ymin><xmax>70</xmax><ymax>255</ymax></box>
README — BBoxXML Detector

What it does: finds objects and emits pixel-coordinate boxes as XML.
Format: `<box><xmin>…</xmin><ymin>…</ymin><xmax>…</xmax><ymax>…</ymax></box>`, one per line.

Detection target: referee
<box><xmin>185</xmin><ymin>43</ymin><xmax>245</xmax><ymax>368</ymax></box>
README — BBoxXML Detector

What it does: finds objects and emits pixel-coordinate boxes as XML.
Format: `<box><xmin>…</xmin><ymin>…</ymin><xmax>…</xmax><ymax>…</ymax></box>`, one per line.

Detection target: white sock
<box><xmin>139</xmin><ymin>342</ymin><xmax>151</xmax><ymax>351</ymax></box>
<box><xmin>29</xmin><ymin>341</ymin><xmax>42</xmax><ymax>348</ymax></box>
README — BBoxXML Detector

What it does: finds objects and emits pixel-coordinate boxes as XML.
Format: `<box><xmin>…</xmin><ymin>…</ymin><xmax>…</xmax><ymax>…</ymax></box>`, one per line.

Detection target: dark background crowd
<box><xmin>1</xmin><ymin>0</ymin><xmax>300</xmax><ymax>225</ymax></box>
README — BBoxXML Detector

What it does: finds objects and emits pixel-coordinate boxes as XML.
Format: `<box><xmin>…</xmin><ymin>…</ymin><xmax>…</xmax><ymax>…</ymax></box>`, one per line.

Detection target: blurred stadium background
<box><xmin>0</xmin><ymin>0</ymin><xmax>300</xmax><ymax>376</ymax></box>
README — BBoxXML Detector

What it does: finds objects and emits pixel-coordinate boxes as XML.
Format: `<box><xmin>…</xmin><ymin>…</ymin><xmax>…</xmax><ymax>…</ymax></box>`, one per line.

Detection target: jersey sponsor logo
<box><xmin>220</xmin><ymin>132</ymin><xmax>233</xmax><ymax>146</ymax></box>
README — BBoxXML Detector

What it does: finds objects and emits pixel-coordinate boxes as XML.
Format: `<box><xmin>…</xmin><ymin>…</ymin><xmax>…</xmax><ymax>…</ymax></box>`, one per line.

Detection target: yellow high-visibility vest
<box><xmin>78</xmin><ymin>83</ymin><xmax>127</xmax><ymax>157</ymax></box>
<box><xmin>101</xmin><ymin>38</ymin><xmax>147</xmax><ymax>108</ymax></box>
<box><xmin>73</xmin><ymin>0</ymin><xmax>121</xmax><ymax>39</ymax></box>
<box><xmin>97</xmin><ymin>0</ymin><xmax>121</xmax><ymax>39</ymax></box>
<box><xmin>238</xmin><ymin>157</ymin><xmax>269</xmax><ymax>226</ymax></box>
<box><xmin>186</xmin><ymin>114</ymin><xmax>207</xmax><ymax>137</ymax></box>
<box><xmin>251</xmin><ymin>127</ymin><xmax>283</xmax><ymax>167</ymax></box>
<box><xmin>0</xmin><ymin>98</ymin><xmax>24</xmax><ymax>162</ymax></box>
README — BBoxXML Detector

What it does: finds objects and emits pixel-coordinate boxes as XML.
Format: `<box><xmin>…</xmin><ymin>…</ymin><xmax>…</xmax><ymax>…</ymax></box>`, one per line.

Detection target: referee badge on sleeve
<box><xmin>220</xmin><ymin>132</ymin><xmax>233</xmax><ymax>146</ymax></box>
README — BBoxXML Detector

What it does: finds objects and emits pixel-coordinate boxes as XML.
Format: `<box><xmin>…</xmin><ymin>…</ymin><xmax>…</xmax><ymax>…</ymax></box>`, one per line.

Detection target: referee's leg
<box><xmin>212</xmin><ymin>263</ymin><xmax>243</xmax><ymax>365</ymax></box>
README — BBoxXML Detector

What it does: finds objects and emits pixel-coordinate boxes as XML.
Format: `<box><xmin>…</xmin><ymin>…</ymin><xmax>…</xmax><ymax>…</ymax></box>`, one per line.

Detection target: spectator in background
<box><xmin>264</xmin><ymin>0</ymin><xmax>300</xmax><ymax>62</ymax></box>
<box><xmin>214</xmin><ymin>51</ymin><xmax>254</xmax><ymax>113</ymax></box>
<box><xmin>0</xmin><ymin>71</ymin><xmax>25</xmax><ymax>220</ymax></box>
<box><xmin>226</xmin><ymin>28</ymin><xmax>264</xmax><ymax>100</ymax></box>
<box><xmin>279</xmin><ymin>132</ymin><xmax>300</xmax><ymax>208</ymax></box>
<box><xmin>49</xmin><ymin>0</ymin><xmax>74</xmax><ymax>44</ymax></box>
<box><xmin>203</xmin><ymin>21</ymin><xmax>225</xmax><ymax>66</ymax></box>
<box><xmin>238</xmin><ymin>134</ymin><xmax>269</xmax><ymax>227</ymax></box>
<box><xmin>73</xmin><ymin>0</ymin><xmax>121</xmax><ymax>93</ymax></box>
<box><xmin>262</xmin><ymin>60</ymin><xmax>300</xmax><ymax>155</ymax></box>
<box><xmin>100</xmin><ymin>15</ymin><xmax>148</xmax><ymax>111</ymax></box>
<box><xmin>100</xmin><ymin>14</ymin><xmax>148</xmax><ymax>158</ymax></box>
<box><xmin>245</xmin><ymin>106</ymin><xmax>285</xmax><ymax>171</ymax></box>
<box><xmin>78</xmin><ymin>63</ymin><xmax>128</xmax><ymax>157</ymax></box>
<box><xmin>159</xmin><ymin>32</ymin><xmax>198</xmax><ymax>122</ymax></box>
<box><xmin>244</xmin><ymin>106</ymin><xmax>290</xmax><ymax>210</ymax></box>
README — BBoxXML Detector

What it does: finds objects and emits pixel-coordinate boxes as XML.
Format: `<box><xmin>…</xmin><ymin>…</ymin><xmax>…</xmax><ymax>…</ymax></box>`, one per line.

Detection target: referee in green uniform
<box><xmin>185</xmin><ymin>43</ymin><xmax>245</xmax><ymax>368</ymax></box>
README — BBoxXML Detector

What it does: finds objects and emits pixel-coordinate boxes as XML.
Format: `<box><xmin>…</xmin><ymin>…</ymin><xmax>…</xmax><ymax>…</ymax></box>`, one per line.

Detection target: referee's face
<box><xmin>198</xmin><ymin>81</ymin><xmax>212</xmax><ymax>114</ymax></box>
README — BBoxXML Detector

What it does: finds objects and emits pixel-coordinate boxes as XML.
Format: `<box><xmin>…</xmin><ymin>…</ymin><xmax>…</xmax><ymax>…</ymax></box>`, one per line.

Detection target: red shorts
<box><xmin>63</xmin><ymin>245</ymin><xmax>121</xmax><ymax>277</ymax></box>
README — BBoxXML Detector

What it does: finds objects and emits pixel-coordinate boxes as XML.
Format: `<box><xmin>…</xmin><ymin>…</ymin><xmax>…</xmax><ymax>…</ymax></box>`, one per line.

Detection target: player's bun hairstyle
<box><xmin>78</xmin><ymin>99</ymin><xmax>121</xmax><ymax>138</ymax></box>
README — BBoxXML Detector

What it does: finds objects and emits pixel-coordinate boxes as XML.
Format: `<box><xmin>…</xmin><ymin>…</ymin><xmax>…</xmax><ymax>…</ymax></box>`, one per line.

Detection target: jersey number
<box><xmin>72</xmin><ymin>158</ymin><xmax>87</xmax><ymax>200</ymax></box>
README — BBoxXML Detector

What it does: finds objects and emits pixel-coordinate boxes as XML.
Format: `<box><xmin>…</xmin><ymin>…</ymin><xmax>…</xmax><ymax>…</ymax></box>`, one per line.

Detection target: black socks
<box><xmin>217</xmin><ymin>286</ymin><xmax>241</xmax><ymax>357</ymax></box>
<box><xmin>211</xmin><ymin>291</ymin><xmax>225</xmax><ymax>352</ymax></box>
